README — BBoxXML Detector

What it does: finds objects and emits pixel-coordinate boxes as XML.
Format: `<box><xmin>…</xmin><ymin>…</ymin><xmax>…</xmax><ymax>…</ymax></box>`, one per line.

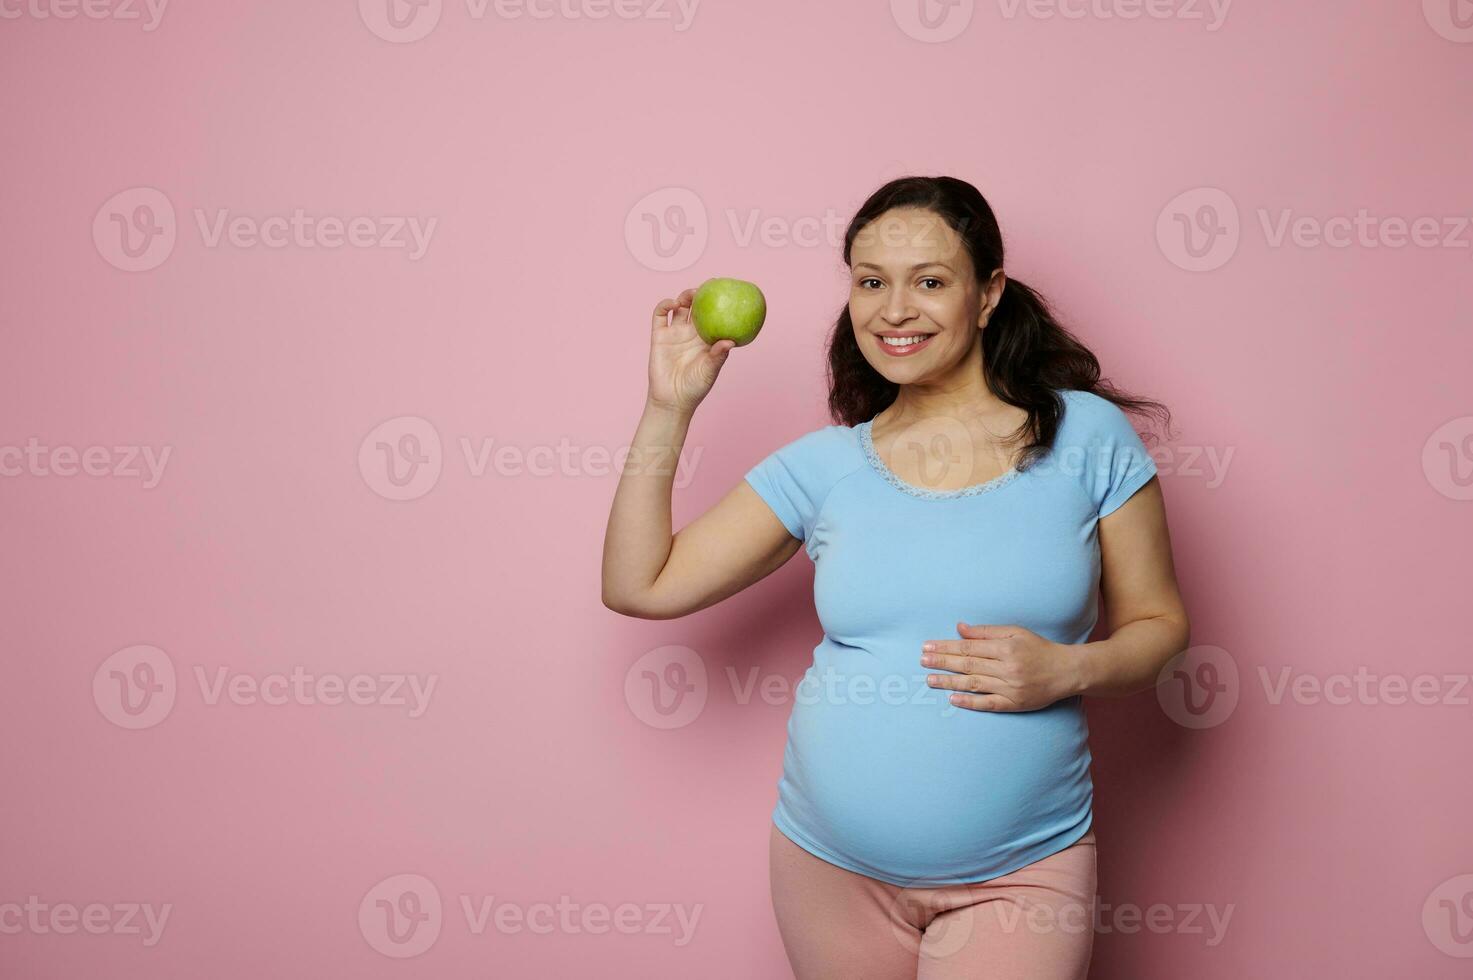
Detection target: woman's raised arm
<box><xmin>601</xmin><ymin>291</ymin><xmax>802</xmax><ymax>620</ymax></box>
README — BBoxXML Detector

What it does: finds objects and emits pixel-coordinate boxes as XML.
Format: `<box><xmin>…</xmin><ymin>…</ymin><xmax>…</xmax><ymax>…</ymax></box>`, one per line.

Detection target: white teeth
<box><xmin>881</xmin><ymin>335</ymin><xmax>930</xmax><ymax>347</ymax></box>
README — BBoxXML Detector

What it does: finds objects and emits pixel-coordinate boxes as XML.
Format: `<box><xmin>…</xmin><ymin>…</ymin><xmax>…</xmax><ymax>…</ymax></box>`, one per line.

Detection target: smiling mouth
<box><xmin>875</xmin><ymin>332</ymin><xmax>936</xmax><ymax>355</ymax></box>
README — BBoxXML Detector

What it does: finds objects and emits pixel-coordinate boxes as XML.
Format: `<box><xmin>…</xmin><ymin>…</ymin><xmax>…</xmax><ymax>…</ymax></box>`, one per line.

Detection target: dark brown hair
<box><xmin>827</xmin><ymin>175</ymin><xmax>1172</xmax><ymax>470</ymax></box>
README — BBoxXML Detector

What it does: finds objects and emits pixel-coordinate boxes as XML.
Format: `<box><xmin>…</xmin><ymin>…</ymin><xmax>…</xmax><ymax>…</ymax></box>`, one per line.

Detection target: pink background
<box><xmin>3</xmin><ymin>1</ymin><xmax>1472</xmax><ymax>977</ymax></box>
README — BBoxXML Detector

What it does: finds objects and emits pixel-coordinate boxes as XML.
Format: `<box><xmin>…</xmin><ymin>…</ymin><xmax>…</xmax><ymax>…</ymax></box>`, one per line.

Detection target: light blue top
<box><xmin>743</xmin><ymin>388</ymin><xmax>1158</xmax><ymax>887</ymax></box>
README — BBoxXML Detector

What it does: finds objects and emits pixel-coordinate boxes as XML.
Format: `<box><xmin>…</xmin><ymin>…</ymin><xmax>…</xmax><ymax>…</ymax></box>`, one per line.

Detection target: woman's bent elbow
<box><xmin>603</xmin><ymin>588</ymin><xmax>663</xmax><ymax>620</ymax></box>
<box><xmin>602</xmin><ymin>588</ymin><xmax>643</xmax><ymax>618</ymax></box>
<box><xmin>601</xmin><ymin>587</ymin><xmax>691</xmax><ymax>621</ymax></box>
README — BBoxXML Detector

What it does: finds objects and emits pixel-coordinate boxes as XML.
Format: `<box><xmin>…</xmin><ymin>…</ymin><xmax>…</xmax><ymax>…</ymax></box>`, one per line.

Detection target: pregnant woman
<box><xmin>602</xmin><ymin>175</ymin><xmax>1190</xmax><ymax>979</ymax></box>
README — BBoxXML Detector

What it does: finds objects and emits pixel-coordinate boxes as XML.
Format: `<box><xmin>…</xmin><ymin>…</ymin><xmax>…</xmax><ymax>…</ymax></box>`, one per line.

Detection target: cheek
<box><xmin>926</xmin><ymin>297</ymin><xmax>973</xmax><ymax>331</ymax></box>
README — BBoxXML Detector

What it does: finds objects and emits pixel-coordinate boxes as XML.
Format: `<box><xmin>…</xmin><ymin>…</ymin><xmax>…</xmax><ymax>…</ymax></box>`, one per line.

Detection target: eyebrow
<box><xmin>852</xmin><ymin>262</ymin><xmax>955</xmax><ymax>273</ymax></box>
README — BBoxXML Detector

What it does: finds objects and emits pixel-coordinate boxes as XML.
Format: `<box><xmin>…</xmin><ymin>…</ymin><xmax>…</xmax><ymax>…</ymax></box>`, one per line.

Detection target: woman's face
<box><xmin>848</xmin><ymin>207</ymin><xmax>1003</xmax><ymax>384</ymax></box>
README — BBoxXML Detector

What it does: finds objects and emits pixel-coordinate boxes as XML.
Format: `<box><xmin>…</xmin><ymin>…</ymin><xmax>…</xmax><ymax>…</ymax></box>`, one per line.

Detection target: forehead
<box><xmin>850</xmin><ymin>208</ymin><xmax>969</xmax><ymax>268</ymax></box>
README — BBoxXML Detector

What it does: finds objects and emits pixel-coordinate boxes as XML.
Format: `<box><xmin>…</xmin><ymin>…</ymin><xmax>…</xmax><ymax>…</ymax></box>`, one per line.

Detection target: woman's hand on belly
<box><xmin>920</xmin><ymin>622</ymin><xmax>1083</xmax><ymax>712</ymax></box>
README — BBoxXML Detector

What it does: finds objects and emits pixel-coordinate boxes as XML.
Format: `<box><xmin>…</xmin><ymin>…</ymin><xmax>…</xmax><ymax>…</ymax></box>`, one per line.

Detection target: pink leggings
<box><xmin>769</xmin><ymin>823</ymin><xmax>1097</xmax><ymax>980</ymax></box>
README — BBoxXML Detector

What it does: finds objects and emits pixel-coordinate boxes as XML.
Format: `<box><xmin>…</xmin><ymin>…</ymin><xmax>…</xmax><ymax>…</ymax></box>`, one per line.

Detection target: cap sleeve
<box><xmin>1089</xmin><ymin>398</ymin><xmax>1159</xmax><ymax>518</ymax></box>
<box><xmin>743</xmin><ymin>428</ymin><xmax>836</xmax><ymax>541</ymax></box>
<box><xmin>1059</xmin><ymin>390</ymin><xmax>1159</xmax><ymax>518</ymax></box>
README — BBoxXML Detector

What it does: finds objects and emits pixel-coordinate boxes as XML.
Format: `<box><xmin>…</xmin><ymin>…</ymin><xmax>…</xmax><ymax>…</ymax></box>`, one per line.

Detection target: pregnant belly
<box><xmin>775</xmin><ymin>661</ymin><xmax>1094</xmax><ymax>885</ymax></box>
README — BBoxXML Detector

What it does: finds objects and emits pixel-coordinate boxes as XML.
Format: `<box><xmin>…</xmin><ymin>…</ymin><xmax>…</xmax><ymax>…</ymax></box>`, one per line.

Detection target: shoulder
<box><xmin>1054</xmin><ymin>388</ymin><xmax>1143</xmax><ymax>446</ymax></box>
<box><xmin>1051</xmin><ymin>388</ymin><xmax>1159</xmax><ymax>515</ymax></box>
<box><xmin>743</xmin><ymin>423</ymin><xmax>866</xmax><ymax>540</ymax></box>
<box><xmin>1057</xmin><ymin>387</ymin><xmax>1118</xmax><ymax>422</ymax></box>
<box><xmin>753</xmin><ymin>423</ymin><xmax>864</xmax><ymax>479</ymax></box>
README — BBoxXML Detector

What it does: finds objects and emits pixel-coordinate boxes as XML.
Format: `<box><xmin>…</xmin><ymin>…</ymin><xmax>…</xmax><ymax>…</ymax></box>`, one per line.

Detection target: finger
<box><xmin>672</xmin><ymin>289</ymin><xmax>696</xmax><ymax>324</ymax></box>
<box><xmin>652</xmin><ymin>298</ymin><xmax>677</xmax><ymax>331</ymax></box>
<box><xmin>946</xmin><ymin>692</ymin><xmax>1021</xmax><ymax>712</ymax></box>
<box><xmin>957</xmin><ymin>622</ymin><xmax>1021</xmax><ymax>640</ymax></box>
<box><xmin>926</xmin><ymin>670</ymin><xmax>1008</xmax><ymax>694</ymax></box>
<box><xmin>920</xmin><ymin>651</ymin><xmax>999</xmax><ymax>675</ymax></box>
<box><xmin>703</xmin><ymin>341</ymin><xmax>734</xmax><ymax>369</ymax></box>
<box><xmin>922</xmin><ymin>643</ymin><xmax>1002</xmax><ymax>662</ymax></box>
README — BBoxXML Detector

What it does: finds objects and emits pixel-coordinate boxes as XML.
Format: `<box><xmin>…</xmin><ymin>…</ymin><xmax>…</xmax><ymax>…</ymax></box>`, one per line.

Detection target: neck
<box><xmin>877</xmin><ymin>344</ymin><xmax>1011</xmax><ymax>427</ymax></box>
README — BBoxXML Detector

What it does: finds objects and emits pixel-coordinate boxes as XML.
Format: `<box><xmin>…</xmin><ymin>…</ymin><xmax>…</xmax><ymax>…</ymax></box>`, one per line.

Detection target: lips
<box><xmin>876</xmin><ymin>332</ymin><xmax>935</xmax><ymax>356</ymax></box>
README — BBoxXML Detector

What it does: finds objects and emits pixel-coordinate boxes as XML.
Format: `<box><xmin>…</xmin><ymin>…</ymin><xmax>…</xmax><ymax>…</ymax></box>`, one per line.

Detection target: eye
<box><xmin>919</xmin><ymin>277</ymin><xmax>943</xmax><ymax>289</ymax></box>
<box><xmin>857</xmin><ymin>277</ymin><xmax>882</xmax><ymax>289</ymax></box>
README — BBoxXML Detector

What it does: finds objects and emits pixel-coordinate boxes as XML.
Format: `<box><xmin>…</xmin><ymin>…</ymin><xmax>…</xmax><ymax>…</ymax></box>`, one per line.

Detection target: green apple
<box><xmin>691</xmin><ymin>277</ymin><xmax>766</xmax><ymax>347</ymax></box>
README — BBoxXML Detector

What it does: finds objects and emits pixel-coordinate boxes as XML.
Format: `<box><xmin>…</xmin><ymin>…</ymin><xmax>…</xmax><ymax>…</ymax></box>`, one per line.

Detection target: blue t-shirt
<box><xmin>743</xmin><ymin>388</ymin><xmax>1158</xmax><ymax>887</ymax></box>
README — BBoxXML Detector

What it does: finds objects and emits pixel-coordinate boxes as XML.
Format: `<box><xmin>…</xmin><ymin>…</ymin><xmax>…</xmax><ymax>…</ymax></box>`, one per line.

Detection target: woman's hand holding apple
<box><xmin>647</xmin><ymin>288</ymin><xmax>736</xmax><ymax>415</ymax></box>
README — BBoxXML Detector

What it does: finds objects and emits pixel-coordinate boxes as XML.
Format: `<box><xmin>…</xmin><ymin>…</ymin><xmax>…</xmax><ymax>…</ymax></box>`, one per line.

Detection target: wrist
<box><xmin>1068</xmin><ymin>641</ymin><xmax>1099</xmax><ymax>698</ymax></box>
<box><xmin>645</xmin><ymin>397</ymin><xmax>694</xmax><ymax>421</ymax></box>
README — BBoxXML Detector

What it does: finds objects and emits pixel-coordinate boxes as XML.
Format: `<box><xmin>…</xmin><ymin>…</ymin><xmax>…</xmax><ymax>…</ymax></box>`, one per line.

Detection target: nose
<box><xmin>881</xmin><ymin>285</ymin><xmax>917</xmax><ymax>325</ymax></box>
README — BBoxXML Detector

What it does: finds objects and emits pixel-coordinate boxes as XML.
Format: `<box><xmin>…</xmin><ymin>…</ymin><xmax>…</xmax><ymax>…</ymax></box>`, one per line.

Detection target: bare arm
<box><xmin>601</xmin><ymin>289</ymin><xmax>803</xmax><ymax>620</ymax></box>
<box><xmin>601</xmin><ymin>400</ymin><xmax>802</xmax><ymax>619</ymax></box>
<box><xmin>1073</xmin><ymin>476</ymin><xmax>1192</xmax><ymax>698</ymax></box>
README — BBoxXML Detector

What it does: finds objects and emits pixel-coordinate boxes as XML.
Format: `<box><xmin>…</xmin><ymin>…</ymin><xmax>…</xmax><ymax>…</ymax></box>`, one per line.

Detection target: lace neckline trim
<box><xmin>856</xmin><ymin>419</ymin><xmax>1023</xmax><ymax>500</ymax></box>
